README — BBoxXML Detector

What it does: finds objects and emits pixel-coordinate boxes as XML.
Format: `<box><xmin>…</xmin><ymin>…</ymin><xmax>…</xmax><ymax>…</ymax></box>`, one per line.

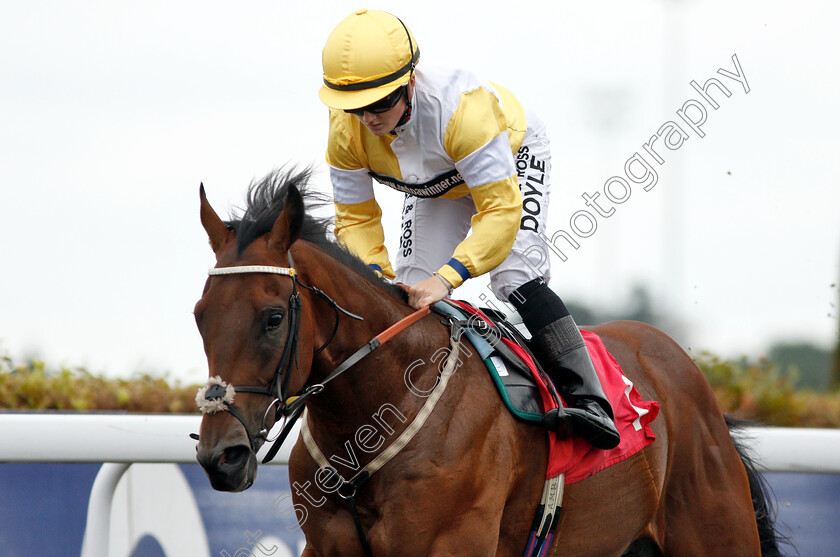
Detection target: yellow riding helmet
<box><xmin>319</xmin><ymin>9</ymin><xmax>420</xmax><ymax>110</ymax></box>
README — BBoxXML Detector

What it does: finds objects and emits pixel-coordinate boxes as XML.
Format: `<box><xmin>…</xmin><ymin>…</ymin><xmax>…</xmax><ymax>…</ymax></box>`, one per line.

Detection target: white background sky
<box><xmin>1</xmin><ymin>1</ymin><xmax>838</xmax><ymax>384</ymax></box>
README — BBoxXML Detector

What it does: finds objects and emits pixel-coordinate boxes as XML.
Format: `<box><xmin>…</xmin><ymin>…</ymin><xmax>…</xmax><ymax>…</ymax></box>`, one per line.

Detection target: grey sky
<box><xmin>1</xmin><ymin>0</ymin><xmax>838</xmax><ymax>383</ymax></box>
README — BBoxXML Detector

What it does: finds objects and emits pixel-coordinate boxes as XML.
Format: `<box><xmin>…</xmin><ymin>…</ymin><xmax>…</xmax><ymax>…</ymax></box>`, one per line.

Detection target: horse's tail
<box><xmin>725</xmin><ymin>415</ymin><xmax>790</xmax><ymax>556</ymax></box>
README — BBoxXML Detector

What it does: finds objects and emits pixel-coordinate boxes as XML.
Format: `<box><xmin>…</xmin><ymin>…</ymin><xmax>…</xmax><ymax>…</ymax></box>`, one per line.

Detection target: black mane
<box><xmin>226</xmin><ymin>166</ymin><xmax>408</xmax><ymax>302</ymax></box>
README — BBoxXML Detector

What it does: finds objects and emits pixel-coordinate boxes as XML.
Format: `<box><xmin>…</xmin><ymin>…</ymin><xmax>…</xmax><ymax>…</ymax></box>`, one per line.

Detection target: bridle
<box><xmin>195</xmin><ymin>251</ymin><xmax>431</xmax><ymax>464</ymax></box>
<box><xmin>196</xmin><ymin>252</ymin><xmax>364</xmax><ymax>461</ymax></box>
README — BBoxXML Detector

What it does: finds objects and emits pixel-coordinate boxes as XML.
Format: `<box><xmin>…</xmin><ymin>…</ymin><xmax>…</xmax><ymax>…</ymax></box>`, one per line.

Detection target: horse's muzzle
<box><xmin>196</xmin><ymin>442</ymin><xmax>258</xmax><ymax>492</ymax></box>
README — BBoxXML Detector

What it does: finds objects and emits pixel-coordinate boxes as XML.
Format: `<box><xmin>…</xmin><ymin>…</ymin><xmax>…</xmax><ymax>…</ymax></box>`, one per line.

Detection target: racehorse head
<box><xmin>193</xmin><ymin>168</ymin><xmax>409</xmax><ymax>492</ymax></box>
<box><xmin>193</xmin><ymin>168</ymin><xmax>320</xmax><ymax>492</ymax></box>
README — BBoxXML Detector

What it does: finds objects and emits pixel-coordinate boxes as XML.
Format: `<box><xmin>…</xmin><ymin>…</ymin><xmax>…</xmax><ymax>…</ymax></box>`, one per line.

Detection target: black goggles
<box><xmin>344</xmin><ymin>86</ymin><xmax>406</xmax><ymax>116</ymax></box>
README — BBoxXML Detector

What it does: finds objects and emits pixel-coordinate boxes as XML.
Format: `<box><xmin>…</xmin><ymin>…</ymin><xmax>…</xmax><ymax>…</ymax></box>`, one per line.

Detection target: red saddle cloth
<box><xmin>508</xmin><ymin>330</ymin><xmax>660</xmax><ymax>483</ymax></box>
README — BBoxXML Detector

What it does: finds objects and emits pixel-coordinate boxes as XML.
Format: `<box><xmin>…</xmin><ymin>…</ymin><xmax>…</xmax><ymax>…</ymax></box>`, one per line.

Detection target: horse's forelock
<box><xmin>225</xmin><ymin>165</ymin><xmax>408</xmax><ymax>303</ymax></box>
<box><xmin>227</xmin><ymin>165</ymin><xmax>324</xmax><ymax>253</ymax></box>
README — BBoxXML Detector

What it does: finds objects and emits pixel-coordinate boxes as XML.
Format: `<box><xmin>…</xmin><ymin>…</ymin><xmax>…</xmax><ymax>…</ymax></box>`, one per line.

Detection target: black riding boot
<box><xmin>510</xmin><ymin>278</ymin><xmax>620</xmax><ymax>450</ymax></box>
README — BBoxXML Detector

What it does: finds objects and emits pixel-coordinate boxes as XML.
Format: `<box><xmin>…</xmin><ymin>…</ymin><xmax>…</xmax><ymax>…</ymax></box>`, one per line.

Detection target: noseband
<box><xmin>196</xmin><ymin>252</ymin><xmax>363</xmax><ymax>461</ymax></box>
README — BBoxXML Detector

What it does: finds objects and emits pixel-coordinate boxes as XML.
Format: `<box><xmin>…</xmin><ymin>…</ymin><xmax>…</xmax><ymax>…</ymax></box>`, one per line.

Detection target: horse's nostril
<box><xmin>221</xmin><ymin>445</ymin><xmax>251</xmax><ymax>468</ymax></box>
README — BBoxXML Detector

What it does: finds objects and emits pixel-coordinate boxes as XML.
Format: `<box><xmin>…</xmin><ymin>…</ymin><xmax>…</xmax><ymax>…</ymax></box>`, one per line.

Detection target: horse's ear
<box><xmin>199</xmin><ymin>183</ymin><xmax>233</xmax><ymax>253</ymax></box>
<box><xmin>268</xmin><ymin>184</ymin><xmax>304</xmax><ymax>253</ymax></box>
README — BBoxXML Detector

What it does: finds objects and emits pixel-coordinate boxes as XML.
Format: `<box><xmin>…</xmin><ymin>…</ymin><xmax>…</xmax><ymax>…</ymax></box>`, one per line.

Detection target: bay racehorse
<box><xmin>194</xmin><ymin>168</ymin><xmax>781</xmax><ymax>556</ymax></box>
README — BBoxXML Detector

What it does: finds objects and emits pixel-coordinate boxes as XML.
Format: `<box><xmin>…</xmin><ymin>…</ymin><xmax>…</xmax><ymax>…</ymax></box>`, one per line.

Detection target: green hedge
<box><xmin>0</xmin><ymin>355</ymin><xmax>197</xmax><ymax>413</ymax></box>
<box><xmin>696</xmin><ymin>353</ymin><xmax>840</xmax><ymax>427</ymax></box>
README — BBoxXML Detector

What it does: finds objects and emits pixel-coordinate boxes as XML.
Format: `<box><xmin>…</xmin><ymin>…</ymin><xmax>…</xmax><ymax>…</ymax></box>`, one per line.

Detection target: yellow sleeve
<box><xmin>436</xmin><ymin>178</ymin><xmax>522</xmax><ymax>288</ymax></box>
<box><xmin>436</xmin><ymin>88</ymin><xmax>523</xmax><ymax>288</ymax></box>
<box><xmin>490</xmin><ymin>81</ymin><xmax>527</xmax><ymax>154</ymax></box>
<box><xmin>326</xmin><ymin>109</ymin><xmax>395</xmax><ymax>277</ymax></box>
<box><xmin>334</xmin><ymin>198</ymin><xmax>396</xmax><ymax>279</ymax></box>
<box><xmin>326</xmin><ymin>108</ymin><xmax>368</xmax><ymax>170</ymax></box>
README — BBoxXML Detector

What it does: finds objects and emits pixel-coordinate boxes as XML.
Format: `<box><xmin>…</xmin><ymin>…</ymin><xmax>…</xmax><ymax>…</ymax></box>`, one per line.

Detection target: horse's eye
<box><xmin>266</xmin><ymin>312</ymin><xmax>284</xmax><ymax>330</ymax></box>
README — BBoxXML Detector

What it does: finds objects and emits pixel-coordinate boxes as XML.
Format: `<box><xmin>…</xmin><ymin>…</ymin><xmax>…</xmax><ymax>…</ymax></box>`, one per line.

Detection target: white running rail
<box><xmin>0</xmin><ymin>414</ymin><xmax>838</xmax><ymax>557</ymax></box>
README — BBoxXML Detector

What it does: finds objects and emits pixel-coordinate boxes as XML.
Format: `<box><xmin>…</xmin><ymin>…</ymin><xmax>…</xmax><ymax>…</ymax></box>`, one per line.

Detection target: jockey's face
<box><xmin>357</xmin><ymin>98</ymin><xmax>404</xmax><ymax>136</ymax></box>
<box><xmin>351</xmin><ymin>77</ymin><xmax>414</xmax><ymax>137</ymax></box>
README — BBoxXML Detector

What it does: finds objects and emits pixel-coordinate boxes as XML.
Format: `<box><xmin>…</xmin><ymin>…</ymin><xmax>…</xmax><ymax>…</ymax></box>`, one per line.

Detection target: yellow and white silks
<box><xmin>327</xmin><ymin>66</ymin><xmax>552</xmax><ymax>300</ymax></box>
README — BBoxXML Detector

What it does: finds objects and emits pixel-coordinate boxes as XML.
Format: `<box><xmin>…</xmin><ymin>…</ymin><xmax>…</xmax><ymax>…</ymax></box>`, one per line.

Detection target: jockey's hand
<box><xmin>408</xmin><ymin>275</ymin><xmax>451</xmax><ymax>309</ymax></box>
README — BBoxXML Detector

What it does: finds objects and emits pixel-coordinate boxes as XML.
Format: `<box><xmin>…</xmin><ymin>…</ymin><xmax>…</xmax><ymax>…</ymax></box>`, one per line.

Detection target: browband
<box><xmin>208</xmin><ymin>265</ymin><xmax>296</xmax><ymax>277</ymax></box>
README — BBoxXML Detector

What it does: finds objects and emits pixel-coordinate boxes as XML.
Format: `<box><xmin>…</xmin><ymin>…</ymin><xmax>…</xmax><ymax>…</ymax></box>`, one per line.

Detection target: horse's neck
<box><xmin>296</xmin><ymin>245</ymin><xmax>450</xmax><ymax>442</ymax></box>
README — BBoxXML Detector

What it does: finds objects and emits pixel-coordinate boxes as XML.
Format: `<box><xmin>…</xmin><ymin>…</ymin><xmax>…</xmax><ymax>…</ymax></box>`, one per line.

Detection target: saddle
<box><xmin>432</xmin><ymin>299</ymin><xmax>563</xmax><ymax>427</ymax></box>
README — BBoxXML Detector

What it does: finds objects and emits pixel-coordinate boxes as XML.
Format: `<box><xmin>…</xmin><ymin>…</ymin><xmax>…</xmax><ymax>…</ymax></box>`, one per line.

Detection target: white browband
<box><xmin>208</xmin><ymin>265</ymin><xmax>296</xmax><ymax>277</ymax></box>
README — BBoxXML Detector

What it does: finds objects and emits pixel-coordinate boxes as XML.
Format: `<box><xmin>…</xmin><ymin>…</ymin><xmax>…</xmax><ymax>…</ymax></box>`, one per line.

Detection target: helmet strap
<box><xmin>391</xmin><ymin>82</ymin><xmax>413</xmax><ymax>132</ymax></box>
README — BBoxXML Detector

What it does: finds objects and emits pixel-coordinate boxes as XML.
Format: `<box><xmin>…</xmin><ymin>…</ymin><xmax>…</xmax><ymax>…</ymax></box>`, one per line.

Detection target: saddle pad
<box><xmin>544</xmin><ymin>330</ymin><xmax>659</xmax><ymax>483</ymax></box>
<box><xmin>432</xmin><ymin>300</ymin><xmax>545</xmax><ymax>422</ymax></box>
<box><xmin>438</xmin><ymin>300</ymin><xmax>660</xmax><ymax>484</ymax></box>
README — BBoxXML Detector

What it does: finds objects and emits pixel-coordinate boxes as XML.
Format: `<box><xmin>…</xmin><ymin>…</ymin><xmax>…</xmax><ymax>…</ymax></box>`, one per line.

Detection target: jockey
<box><xmin>319</xmin><ymin>9</ymin><xmax>620</xmax><ymax>450</ymax></box>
